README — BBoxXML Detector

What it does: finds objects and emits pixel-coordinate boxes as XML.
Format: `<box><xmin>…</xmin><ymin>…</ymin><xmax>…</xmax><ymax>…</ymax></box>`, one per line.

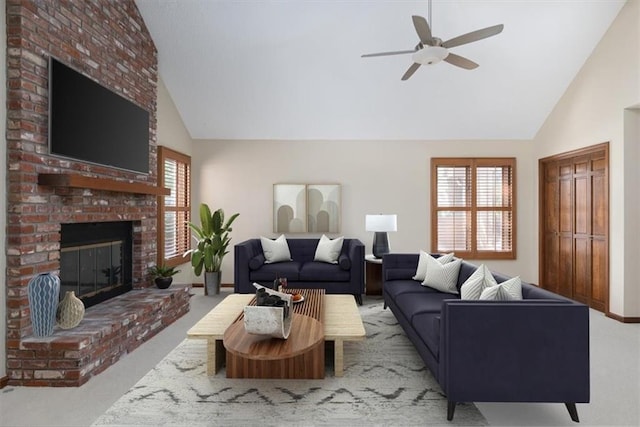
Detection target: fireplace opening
<box><xmin>60</xmin><ymin>221</ymin><xmax>133</xmax><ymax>308</ymax></box>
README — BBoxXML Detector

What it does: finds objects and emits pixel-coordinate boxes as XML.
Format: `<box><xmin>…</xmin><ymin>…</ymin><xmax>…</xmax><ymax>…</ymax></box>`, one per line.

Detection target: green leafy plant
<box><xmin>185</xmin><ymin>203</ymin><xmax>240</xmax><ymax>276</ymax></box>
<box><xmin>147</xmin><ymin>264</ymin><xmax>180</xmax><ymax>278</ymax></box>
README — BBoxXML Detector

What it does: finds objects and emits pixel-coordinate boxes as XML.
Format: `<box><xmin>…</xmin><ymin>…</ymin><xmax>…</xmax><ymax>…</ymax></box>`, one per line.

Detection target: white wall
<box><xmin>533</xmin><ymin>0</ymin><xmax>640</xmax><ymax>317</ymax></box>
<box><xmin>155</xmin><ymin>77</ymin><xmax>194</xmax><ymax>284</ymax></box>
<box><xmin>624</xmin><ymin>108</ymin><xmax>640</xmax><ymax>315</ymax></box>
<box><xmin>1</xmin><ymin>0</ymin><xmax>7</xmax><ymax>380</ymax></box>
<box><xmin>192</xmin><ymin>139</ymin><xmax>535</xmax><ymax>285</ymax></box>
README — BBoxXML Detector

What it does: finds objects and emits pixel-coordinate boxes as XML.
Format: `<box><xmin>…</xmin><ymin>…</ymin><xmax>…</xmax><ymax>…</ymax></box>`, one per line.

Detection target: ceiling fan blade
<box><xmin>401</xmin><ymin>63</ymin><xmax>421</xmax><ymax>81</ymax></box>
<box><xmin>412</xmin><ymin>15</ymin><xmax>432</xmax><ymax>45</ymax></box>
<box><xmin>361</xmin><ymin>49</ymin><xmax>416</xmax><ymax>58</ymax></box>
<box><xmin>442</xmin><ymin>24</ymin><xmax>504</xmax><ymax>49</ymax></box>
<box><xmin>444</xmin><ymin>53</ymin><xmax>479</xmax><ymax>70</ymax></box>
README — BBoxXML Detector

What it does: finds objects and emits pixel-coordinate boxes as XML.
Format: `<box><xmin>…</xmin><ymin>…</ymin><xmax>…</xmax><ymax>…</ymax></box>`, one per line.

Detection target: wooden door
<box><xmin>539</xmin><ymin>143</ymin><xmax>609</xmax><ymax>313</ymax></box>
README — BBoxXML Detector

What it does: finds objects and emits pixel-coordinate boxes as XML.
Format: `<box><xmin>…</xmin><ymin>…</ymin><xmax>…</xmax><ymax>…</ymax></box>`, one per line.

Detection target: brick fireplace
<box><xmin>5</xmin><ymin>1</ymin><xmax>189</xmax><ymax>386</ymax></box>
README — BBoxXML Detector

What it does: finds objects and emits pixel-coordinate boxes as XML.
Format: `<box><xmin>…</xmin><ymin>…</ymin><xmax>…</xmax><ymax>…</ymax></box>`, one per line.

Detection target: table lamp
<box><xmin>365</xmin><ymin>214</ymin><xmax>397</xmax><ymax>258</ymax></box>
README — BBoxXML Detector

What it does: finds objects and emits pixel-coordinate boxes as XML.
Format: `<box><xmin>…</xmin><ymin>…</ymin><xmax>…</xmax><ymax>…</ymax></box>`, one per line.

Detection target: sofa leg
<box><xmin>354</xmin><ymin>294</ymin><xmax>363</xmax><ymax>305</ymax></box>
<box><xmin>565</xmin><ymin>403</ymin><xmax>579</xmax><ymax>422</ymax></box>
<box><xmin>447</xmin><ymin>401</ymin><xmax>456</xmax><ymax>421</ymax></box>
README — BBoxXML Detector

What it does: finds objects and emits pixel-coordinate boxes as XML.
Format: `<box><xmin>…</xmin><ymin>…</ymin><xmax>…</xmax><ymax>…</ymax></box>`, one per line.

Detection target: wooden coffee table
<box><xmin>224</xmin><ymin>289</ymin><xmax>325</xmax><ymax>379</ymax></box>
<box><xmin>187</xmin><ymin>291</ymin><xmax>365</xmax><ymax>377</ymax></box>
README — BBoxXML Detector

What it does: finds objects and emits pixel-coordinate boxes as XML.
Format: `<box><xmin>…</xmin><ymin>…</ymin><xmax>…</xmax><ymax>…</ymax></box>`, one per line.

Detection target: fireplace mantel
<box><xmin>38</xmin><ymin>173</ymin><xmax>170</xmax><ymax>196</ymax></box>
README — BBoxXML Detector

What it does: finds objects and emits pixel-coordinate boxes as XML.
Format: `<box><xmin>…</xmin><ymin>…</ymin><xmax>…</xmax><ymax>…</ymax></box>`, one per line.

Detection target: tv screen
<box><xmin>49</xmin><ymin>58</ymin><xmax>150</xmax><ymax>174</ymax></box>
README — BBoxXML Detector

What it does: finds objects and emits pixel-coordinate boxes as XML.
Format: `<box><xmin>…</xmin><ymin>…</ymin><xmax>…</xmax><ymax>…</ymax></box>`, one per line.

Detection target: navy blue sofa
<box><xmin>382</xmin><ymin>253</ymin><xmax>590</xmax><ymax>422</ymax></box>
<box><xmin>234</xmin><ymin>238</ymin><xmax>365</xmax><ymax>304</ymax></box>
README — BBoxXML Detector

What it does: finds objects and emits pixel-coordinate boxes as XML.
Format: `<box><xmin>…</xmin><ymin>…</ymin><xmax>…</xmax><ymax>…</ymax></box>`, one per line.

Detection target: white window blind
<box><xmin>431</xmin><ymin>158</ymin><xmax>516</xmax><ymax>259</ymax></box>
<box><xmin>158</xmin><ymin>147</ymin><xmax>191</xmax><ymax>266</ymax></box>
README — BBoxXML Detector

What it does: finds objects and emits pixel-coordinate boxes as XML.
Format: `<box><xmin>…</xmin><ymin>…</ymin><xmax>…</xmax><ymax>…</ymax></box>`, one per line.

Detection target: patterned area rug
<box><xmin>92</xmin><ymin>300</ymin><xmax>487</xmax><ymax>426</ymax></box>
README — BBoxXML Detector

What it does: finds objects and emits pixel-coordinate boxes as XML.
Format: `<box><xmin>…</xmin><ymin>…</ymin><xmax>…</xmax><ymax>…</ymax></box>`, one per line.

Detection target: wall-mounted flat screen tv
<box><xmin>49</xmin><ymin>57</ymin><xmax>150</xmax><ymax>174</ymax></box>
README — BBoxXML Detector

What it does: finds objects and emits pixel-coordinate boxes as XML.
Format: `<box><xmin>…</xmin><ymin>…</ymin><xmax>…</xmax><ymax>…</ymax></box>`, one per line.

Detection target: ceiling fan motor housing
<box><xmin>413</xmin><ymin>45</ymin><xmax>449</xmax><ymax>65</ymax></box>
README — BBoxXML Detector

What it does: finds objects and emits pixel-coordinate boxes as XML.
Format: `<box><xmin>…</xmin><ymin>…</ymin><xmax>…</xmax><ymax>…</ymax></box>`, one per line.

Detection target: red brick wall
<box><xmin>5</xmin><ymin>0</ymin><xmax>160</xmax><ymax>385</ymax></box>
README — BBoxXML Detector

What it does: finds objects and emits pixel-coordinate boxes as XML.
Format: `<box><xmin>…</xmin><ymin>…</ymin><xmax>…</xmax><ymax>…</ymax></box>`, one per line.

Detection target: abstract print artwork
<box><xmin>273</xmin><ymin>184</ymin><xmax>341</xmax><ymax>233</ymax></box>
<box><xmin>307</xmin><ymin>184</ymin><xmax>340</xmax><ymax>233</ymax></box>
<box><xmin>273</xmin><ymin>184</ymin><xmax>307</xmax><ymax>233</ymax></box>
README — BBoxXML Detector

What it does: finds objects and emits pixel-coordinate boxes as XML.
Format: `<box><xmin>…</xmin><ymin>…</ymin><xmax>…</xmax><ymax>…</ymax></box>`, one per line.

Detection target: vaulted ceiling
<box><xmin>135</xmin><ymin>0</ymin><xmax>626</xmax><ymax>140</ymax></box>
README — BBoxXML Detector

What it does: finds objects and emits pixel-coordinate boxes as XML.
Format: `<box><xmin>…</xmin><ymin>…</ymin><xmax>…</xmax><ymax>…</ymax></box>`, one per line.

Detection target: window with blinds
<box><xmin>158</xmin><ymin>146</ymin><xmax>191</xmax><ymax>267</ymax></box>
<box><xmin>431</xmin><ymin>158</ymin><xmax>516</xmax><ymax>259</ymax></box>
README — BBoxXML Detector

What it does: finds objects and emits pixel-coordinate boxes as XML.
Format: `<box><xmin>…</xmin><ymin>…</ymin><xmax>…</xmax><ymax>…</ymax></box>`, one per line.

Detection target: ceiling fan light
<box><xmin>412</xmin><ymin>46</ymin><xmax>449</xmax><ymax>65</ymax></box>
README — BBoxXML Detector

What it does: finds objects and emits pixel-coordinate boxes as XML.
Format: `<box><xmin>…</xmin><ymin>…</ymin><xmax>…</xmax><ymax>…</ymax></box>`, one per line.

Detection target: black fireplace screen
<box><xmin>60</xmin><ymin>222</ymin><xmax>133</xmax><ymax>308</ymax></box>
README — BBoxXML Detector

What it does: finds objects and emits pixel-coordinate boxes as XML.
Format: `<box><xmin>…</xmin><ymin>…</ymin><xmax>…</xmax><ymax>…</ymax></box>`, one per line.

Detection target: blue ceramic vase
<box><xmin>27</xmin><ymin>272</ymin><xmax>61</xmax><ymax>337</ymax></box>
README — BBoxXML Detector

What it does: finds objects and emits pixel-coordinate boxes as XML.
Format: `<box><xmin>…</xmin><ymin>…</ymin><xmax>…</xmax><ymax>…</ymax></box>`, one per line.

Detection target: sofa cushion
<box><xmin>413</xmin><ymin>251</ymin><xmax>454</xmax><ymax>282</ymax></box>
<box><xmin>299</xmin><ymin>261</ymin><xmax>350</xmax><ymax>282</ymax></box>
<box><xmin>248</xmin><ymin>253</ymin><xmax>266</xmax><ymax>270</ymax></box>
<box><xmin>384</xmin><ymin>279</ymin><xmax>438</xmax><ymax>301</ymax></box>
<box><xmin>480</xmin><ymin>276</ymin><xmax>523</xmax><ymax>300</ymax></box>
<box><xmin>421</xmin><ymin>257</ymin><xmax>462</xmax><ymax>294</ymax></box>
<box><xmin>412</xmin><ymin>311</ymin><xmax>441</xmax><ymax>359</ymax></box>
<box><xmin>249</xmin><ymin>261</ymin><xmax>302</xmax><ymax>281</ymax></box>
<box><xmin>260</xmin><ymin>235</ymin><xmax>292</xmax><ymax>263</ymax></box>
<box><xmin>395</xmin><ymin>292</ymin><xmax>457</xmax><ymax>321</ymax></box>
<box><xmin>314</xmin><ymin>235</ymin><xmax>344</xmax><ymax>264</ymax></box>
<box><xmin>460</xmin><ymin>264</ymin><xmax>497</xmax><ymax>300</ymax></box>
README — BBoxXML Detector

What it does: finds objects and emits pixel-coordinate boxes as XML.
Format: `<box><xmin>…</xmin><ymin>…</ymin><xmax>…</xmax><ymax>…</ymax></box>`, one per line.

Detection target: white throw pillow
<box><xmin>421</xmin><ymin>257</ymin><xmax>462</xmax><ymax>294</ymax></box>
<box><xmin>412</xmin><ymin>251</ymin><xmax>455</xmax><ymax>282</ymax></box>
<box><xmin>260</xmin><ymin>235</ymin><xmax>292</xmax><ymax>264</ymax></box>
<box><xmin>314</xmin><ymin>235</ymin><xmax>344</xmax><ymax>264</ymax></box>
<box><xmin>460</xmin><ymin>264</ymin><xmax>498</xmax><ymax>300</ymax></box>
<box><xmin>479</xmin><ymin>276</ymin><xmax>523</xmax><ymax>301</ymax></box>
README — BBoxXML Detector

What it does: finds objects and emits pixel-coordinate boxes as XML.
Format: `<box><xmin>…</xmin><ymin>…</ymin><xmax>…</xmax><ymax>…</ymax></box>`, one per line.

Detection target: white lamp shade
<box><xmin>365</xmin><ymin>214</ymin><xmax>398</xmax><ymax>232</ymax></box>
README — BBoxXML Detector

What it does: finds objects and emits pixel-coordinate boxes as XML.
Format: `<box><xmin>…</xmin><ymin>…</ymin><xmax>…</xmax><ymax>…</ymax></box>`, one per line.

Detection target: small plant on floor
<box><xmin>148</xmin><ymin>264</ymin><xmax>180</xmax><ymax>289</ymax></box>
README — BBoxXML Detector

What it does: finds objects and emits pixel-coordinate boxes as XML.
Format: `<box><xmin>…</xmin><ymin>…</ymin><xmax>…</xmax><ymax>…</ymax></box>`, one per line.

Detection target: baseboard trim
<box><xmin>606</xmin><ymin>312</ymin><xmax>640</xmax><ymax>323</ymax></box>
<box><xmin>0</xmin><ymin>375</ymin><xmax>9</xmax><ymax>389</ymax></box>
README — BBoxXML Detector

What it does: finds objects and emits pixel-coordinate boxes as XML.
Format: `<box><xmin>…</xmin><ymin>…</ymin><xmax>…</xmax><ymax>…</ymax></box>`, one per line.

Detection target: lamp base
<box><xmin>372</xmin><ymin>232</ymin><xmax>390</xmax><ymax>259</ymax></box>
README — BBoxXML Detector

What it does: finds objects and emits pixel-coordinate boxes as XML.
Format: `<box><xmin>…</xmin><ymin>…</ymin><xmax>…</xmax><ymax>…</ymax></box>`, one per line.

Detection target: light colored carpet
<box><xmin>92</xmin><ymin>301</ymin><xmax>487</xmax><ymax>426</ymax></box>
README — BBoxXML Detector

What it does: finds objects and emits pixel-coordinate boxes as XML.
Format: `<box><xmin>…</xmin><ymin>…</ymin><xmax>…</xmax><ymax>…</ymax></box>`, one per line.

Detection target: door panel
<box><xmin>574</xmin><ymin>177</ymin><xmax>588</xmax><ymax>235</ymax></box>
<box><xmin>591</xmin><ymin>238</ymin><xmax>607</xmax><ymax>311</ymax></box>
<box><xmin>559</xmin><ymin>178</ymin><xmax>572</xmax><ymax>233</ymax></box>
<box><xmin>573</xmin><ymin>238</ymin><xmax>590</xmax><ymax>303</ymax></box>
<box><xmin>592</xmin><ymin>174</ymin><xmax>606</xmax><ymax>237</ymax></box>
<box><xmin>544</xmin><ymin>233</ymin><xmax>560</xmax><ymax>294</ymax></box>
<box><xmin>559</xmin><ymin>236</ymin><xmax>574</xmax><ymax>298</ymax></box>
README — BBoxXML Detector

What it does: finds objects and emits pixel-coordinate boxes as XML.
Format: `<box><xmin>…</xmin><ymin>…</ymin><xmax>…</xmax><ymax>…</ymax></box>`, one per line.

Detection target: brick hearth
<box><xmin>9</xmin><ymin>287</ymin><xmax>191</xmax><ymax>387</ymax></box>
<box><xmin>4</xmin><ymin>1</ymin><xmax>189</xmax><ymax>386</ymax></box>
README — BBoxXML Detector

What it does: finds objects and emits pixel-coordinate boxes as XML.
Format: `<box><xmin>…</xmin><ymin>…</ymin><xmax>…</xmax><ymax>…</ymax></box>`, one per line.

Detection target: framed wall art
<box><xmin>273</xmin><ymin>183</ymin><xmax>341</xmax><ymax>233</ymax></box>
<box><xmin>273</xmin><ymin>184</ymin><xmax>307</xmax><ymax>233</ymax></box>
<box><xmin>307</xmin><ymin>184</ymin><xmax>341</xmax><ymax>233</ymax></box>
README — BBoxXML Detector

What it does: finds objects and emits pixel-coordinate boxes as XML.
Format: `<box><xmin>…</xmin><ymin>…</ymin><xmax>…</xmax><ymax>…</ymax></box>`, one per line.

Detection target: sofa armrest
<box><xmin>347</xmin><ymin>239</ymin><xmax>365</xmax><ymax>294</ymax></box>
<box><xmin>440</xmin><ymin>300</ymin><xmax>590</xmax><ymax>404</ymax></box>
<box><xmin>234</xmin><ymin>239</ymin><xmax>263</xmax><ymax>293</ymax></box>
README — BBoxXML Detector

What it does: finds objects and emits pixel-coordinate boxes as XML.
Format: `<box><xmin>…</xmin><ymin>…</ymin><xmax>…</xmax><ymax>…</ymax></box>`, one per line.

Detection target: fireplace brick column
<box><xmin>5</xmin><ymin>1</ymin><xmax>163</xmax><ymax>385</ymax></box>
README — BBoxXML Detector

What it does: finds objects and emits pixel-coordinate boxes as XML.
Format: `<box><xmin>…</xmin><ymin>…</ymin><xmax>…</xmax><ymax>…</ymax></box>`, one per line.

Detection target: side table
<box><xmin>365</xmin><ymin>254</ymin><xmax>383</xmax><ymax>295</ymax></box>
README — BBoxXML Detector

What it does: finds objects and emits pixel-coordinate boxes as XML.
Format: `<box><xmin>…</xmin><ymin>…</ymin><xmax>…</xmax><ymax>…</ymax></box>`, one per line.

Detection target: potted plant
<box><xmin>185</xmin><ymin>203</ymin><xmax>239</xmax><ymax>295</ymax></box>
<box><xmin>148</xmin><ymin>264</ymin><xmax>180</xmax><ymax>289</ymax></box>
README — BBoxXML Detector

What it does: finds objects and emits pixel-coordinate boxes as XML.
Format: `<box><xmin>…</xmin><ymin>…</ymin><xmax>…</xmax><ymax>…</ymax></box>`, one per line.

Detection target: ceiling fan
<box><xmin>361</xmin><ymin>0</ymin><xmax>504</xmax><ymax>81</ymax></box>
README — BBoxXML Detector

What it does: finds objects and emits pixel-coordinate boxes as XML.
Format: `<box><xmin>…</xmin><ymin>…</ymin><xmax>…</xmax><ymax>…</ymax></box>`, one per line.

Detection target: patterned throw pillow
<box><xmin>314</xmin><ymin>235</ymin><xmax>344</xmax><ymax>264</ymax></box>
<box><xmin>421</xmin><ymin>257</ymin><xmax>463</xmax><ymax>294</ymax></box>
<box><xmin>479</xmin><ymin>276</ymin><xmax>523</xmax><ymax>300</ymax></box>
<box><xmin>412</xmin><ymin>251</ymin><xmax>455</xmax><ymax>282</ymax></box>
<box><xmin>260</xmin><ymin>235</ymin><xmax>292</xmax><ymax>264</ymax></box>
<box><xmin>460</xmin><ymin>264</ymin><xmax>497</xmax><ymax>300</ymax></box>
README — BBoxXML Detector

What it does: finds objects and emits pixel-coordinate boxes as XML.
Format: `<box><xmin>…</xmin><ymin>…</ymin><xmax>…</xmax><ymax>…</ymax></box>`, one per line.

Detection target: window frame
<box><xmin>157</xmin><ymin>146</ymin><xmax>191</xmax><ymax>268</ymax></box>
<box><xmin>430</xmin><ymin>157</ymin><xmax>517</xmax><ymax>260</ymax></box>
